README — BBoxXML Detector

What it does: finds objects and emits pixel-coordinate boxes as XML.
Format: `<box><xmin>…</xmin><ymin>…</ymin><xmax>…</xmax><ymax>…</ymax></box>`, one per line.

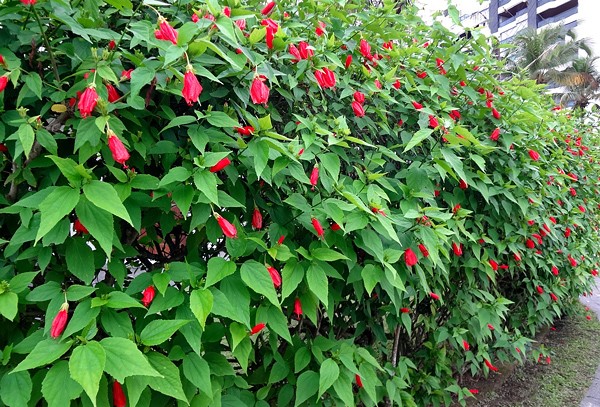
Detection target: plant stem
<box><xmin>31</xmin><ymin>5</ymin><xmax>60</xmax><ymax>84</ymax></box>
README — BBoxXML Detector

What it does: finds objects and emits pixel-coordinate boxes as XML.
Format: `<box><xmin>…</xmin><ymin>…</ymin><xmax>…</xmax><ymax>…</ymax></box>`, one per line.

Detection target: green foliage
<box><xmin>0</xmin><ymin>0</ymin><xmax>599</xmax><ymax>406</ymax></box>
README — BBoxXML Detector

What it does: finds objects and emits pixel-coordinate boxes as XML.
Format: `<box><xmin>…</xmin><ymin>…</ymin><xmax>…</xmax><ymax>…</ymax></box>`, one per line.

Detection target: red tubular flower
<box><xmin>579</xmin><ymin>205</ymin><xmax>586</xmax><ymax>213</ymax></box>
<box><xmin>353</xmin><ymin>91</ymin><xmax>365</xmax><ymax>104</ymax></box>
<box><xmin>108</xmin><ymin>40</ymin><xmax>116</xmax><ymax>50</ymax></box>
<box><xmin>298</xmin><ymin>42</ymin><xmax>313</xmax><ymax>59</ymax></box>
<box><xmin>352</xmin><ymin>101</ymin><xmax>365</xmax><ymax>117</ymax></box>
<box><xmin>418</xmin><ymin>244</ymin><xmax>429</xmax><ymax>258</ymax></box>
<box><xmin>525</xmin><ymin>239</ymin><xmax>535</xmax><ymax>249</ymax></box>
<box><xmin>113</xmin><ymin>381</ymin><xmax>126</xmax><ymax>407</ymax></box>
<box><xmin>536</xmin><ymin>285</ymin><xmax>544</xmax><ymax>294</ymax></box>
<box><xmin>106</xmin><ymin>84</ymin><xmax>120</xmax><ymax>103</ymax></box>
<box><xmin>570</xmin><ymin>187</ymin><xmax>577</xmax><ymax>196</ymax></box>
<box><xmin>289</xmin><ymin>44</ymin><xmax>301</xmax><ymax>62</ymax></box>
<box><xmin>21</xmin><ymin>0</ymin><xmax>37</xmax><ymax>4</ymax></box>
<box><xmin>265</xmin><ymin>26</ymin><xmax>275</xmax><ymax>49</ymax></box>
<box><xmin>107</xmin><ymin>130</ymin><xmax>130</xmax><ymax>166</ymax></box>
<box><xmin>315</xmin><ymin>21</ymin><xmax>326</xmax><ymax>36</ymax></box>
<box><xmin>235</xmin><ymin>19</ymin><xmax>247</xmax><ymax>30</ymax></box>
<box><xmin>484</xmin><ymin>359</ymin><xmax>499</xmax><ymax>372</ymax></box>
<box><xmin>417</xmin><ymin>71</ymin><xmax>427</xmax><ymax>79</ymax></box>
<box><xmin>78</xmin><ymin>85</ymin><xmax>98</xmax><ymax>118</ymax></box>
<box><xmin>155</xmin><ymin>17</ymin><xmax>178</xmax><ymax>45</ymax></box>
<box><xmin>463</xmin><ymin>340</ymin><xmax>470</xmax><ymax>351</ymax></box>
<box><xmin>449</xmin><ymin>110</ymin><xmax>461</xmax><ymax>121</ymax></box>
<box><xmin>552</xmin><ymin>265</ymin><xmax>559</xmax><ymax>276</ymax></box>
<box><xmin>400</xmin><ymin>307</ymin><xmax>410</xmax><ymax>313</ymax></box>
<box><xmin>330</xmin><ymin>223</ymin><xmax>341</xmax><ymax>231</ymax></box>
<box><xmin>250</xmin><ymin>323</ymin><xmax>266</xmax><ymax>335</ymax></box>
<box><xmin>311</xmin><ymin>217</ymin><xmax>324</xmax><ymax>238</ymax></box>
<box><xmin>355</xmin><ymin>374</ymin><xmax>363</xmax><ymax>388</ymax></box>
<box><xmin>513</xmin><ymin>252</ymin><xmax>521</xmax><ymax>262</ymax></box>
<box><xmin>191</xmin><ymin>13</ymin><xmax>199</xmax><ymax>23</ymax></box>
<box><xmin>235</xmin><ymin>126</ymin><xmax>255</xmax><ymax>136</ymax></box>
<box><xmin>459</xmin><ymin>179</ymin><xmax>468</xmax><ymax>190</ymax></box>
<box><xmin>141</xmin><ymin>286</ymin><xmax>155</xmax><ymax>307</ymax></box>
<box><xmin>490</xmin><ymin>128</ymin><xmax>500</xmax><ymax>141</ymax></box>
<box><xmin>310</xmin><ymin>165</ymin><xmax>319</xmax><ymax>190</ymax></box>
<box><xmin>452</xmin><ymin>242</ymin><xmax>462</xmax><ymax>256</ymax></box>
<box><xmin>469</xmin><ymin>389</ymin><xmax>479</xmax><ymax>395</ymax></box>
<box><xmin>430</xmin><ymin>292</ymin><xmax>440</xmax><ymax>300</ymax></box>
<box><xmin>374</xmin><ymin>79</ymin><xmax>382</xmax><ymax>89</ymax></box>
<box><xmin>250</xmin><ymin>77</ymin><xmax>270</xmax><ymax>106</ymax></box>
<box><xmin>359</xmin><ymin>39</ymin><xmax>372</xmax><ymax>59</ymax></box>
<box><xmin>277</xmin><ymin>235</ymin><xmax>285</xmax><ymax>245</ymax></box>
<box><xmin>412</xmin><ymin>101</ymin><xmax>423</xmax><ymax>110</ymax></box>
<box><xmin>489</xmin><ymin>259</ymin><xmax>498</xmax><ymax>271</ymax></box>
<box><xmin>428</xmin><ymin>115</ymin><xmax>439</xmax><ymax>129</ymax></box>
<box><xmin>223</xmin><ymin>6</ymin><xmax>231</xmax><ymax>17</ymax></box>
<box><xmin>266</xmin><ymin>265</ymin><xmax>282</xmax><ymax>288</ymax></box>
<box><xmin>491</xmin><ymin>108</ymin><xmax>501</xmax><ymax>119</ymax></box>
<box><xmin>74</xmin><ymin>219</ymin><xmax>89</xmax><ymax>234</ymax></box>
<box><xmin>564</xmin><ymin>227</ymin><xmax>571</xmax><ymax>238</ymax></box>
<box><xmin>592</xmin><ymin>269</ymin><xmax>598</xmax><ymax>277</ymax></box>
<box><xmin>345</xmin><ymin>55</ymin><xmax>352</xmax><ymax>69</ymax></box>
<box><xmin>182</xmin><ymin>66</ymin><xmax>203</xmax><ymax>106</ymax></box>
<box><xmin>215</xmin><ymin>213</ymin><xmax>238</xmax><ymax>238</ymax></box>
<box><xmin>487</xmin><ymin>323</ymin><xmax>495</xmax><ymax>330</ymax></box>
<box><xmin>50</xmin><ymin>303</ymin><xmax>69</xmax><ymax>338</ymax></box>
<box><xmin>393</xmin><ymin>79</ymin><xmax>401</xmax><ymax>89</ymax></box>
<box><xmin>252</xmin><ymin>208</ymin><xmax>263</xmax><ymax>230</ymax></box>
<box><xmin>528</xmin><ymin>149</ymin><xmax>540</xmax><ymax>161</ymax></box>
<box><xmin>121</xmin><ymin>69</ymin><xmax>133</xmax><ymax>80</ymax></box>
<box><xmin>0</xmin><ymin>144</ymin><xmax>7</xmax><ymax>153</ymax></box>
<box><xmin>314</xmin><ymin>68</ymin><xmax>336</xmax><ymax>88</ymax></box>
<box><xmin>261</xmin><ymin>1</ymin><xmax>276</xmax><ymax>14</ymax></box>
<box><xmin>550</xmin><ymin>293</ymin><xmax>558</xmax><ymax>301</ymax></box>
<box><xmin>210</xmin><ymin>157</ymin><xmax>231</xmax><ymax>173</ymax></box>
<box><xmin>404</xmin><ymin>248</ymin><xmax>418</xmax><ymax>267</ymax></box>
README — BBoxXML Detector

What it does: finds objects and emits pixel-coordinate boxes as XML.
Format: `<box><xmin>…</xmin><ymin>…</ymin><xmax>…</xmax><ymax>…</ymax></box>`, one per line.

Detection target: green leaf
<box><xmin>12</xmin><ymin>339</ymin><xmax>73</xmax><ymax>373</ymax></box>
<box><xmin>66</xmin><ymin>285</ymin><xmax>97</xmax><ymax>302</ymax></box>
<box><xmin>194</xmin><ymin>170</ymin><xmax>219</xmax><ymax>205</ymax></box>
<box><xmin>24</xmin><ymin>72</ymin><xmax>42</xmax><ymax>99</ymax></box>
<box><xmin>281</xmin><ymin>262</ymin><xmax>304</xmax><ymax>301</ymax></box>
<box><xmin>240</xmin><ymin>260</ymin><xmax>280</xmax><ymax>309</ymax></box>
<box><xmin>68</xmin><ymin>341</ymin><xmax>106</xmax><ymax>407</ymax></box>
<box><xmin>160</xmin><ymin>115</ymin><xmax>196</xmax><ymax>133</ymax></box>
<box><xmin>206</xmin><ymin>111</ymin><xmax>240</xmax><ymax>128</ymax></box>
<box><xmin>189</xmin><ymin>289</ymin><xmax>213</xmax><ymax>329</ymax></box>
<box><xmin>318</xmin><ymin>359</ymin><xmax>340</xmax><ymax>398</ymax></box>
<box><xmin>62</xmin><ymin>299</ymin><xmax>100</xmax><ymax>338</ymax></box>
<box><xmin>182</xmin><ymin>353</ymin><xmax>212</xmax><ymax>398</ymax></box>
<box><xmin>35</xmin><ymin>186</ymin><xmax>80</xmax><ymax>244</ymax></box>
<box><xmin>320</xmin><ymin>153</ymin><xmax>341</xmax><ymax>183</ymax></box>
<box><xmin>295</xmin><ymin>347</ymin><xmax>311</xmax><ymax>373</ymax></box>
<box><xmin>65</xmin><ymin>238</ymin><xmax>95</xmax><ymax>285</ymax></box>
<box><xmin>140</xmin><ymin>319</ymin><xmax>190</xmax><ymax>346</ymax></box>
<box><xmin>266</xmin><ymin>306</ymin><xmax>292</xmax><ymax>344</ymax></box>
<box><xmin>0</xmin><ymin>370</ymin><xmax>31</xmax><ymax>407</ymax></box>
<box><xmin>204</xmin><ymin>257</ymin><xmax>236</xmax><ymax>288</ymax></box>
<box><xmin>130</xmin><ymin>67</ymin><xmax>156</xmax><ymax>99</ymax></box>
<box><xmin>83</xmin><ymin>180</ymin><xmax>133</xmax><ymax>225</ymax></box>
<box><xmin>76</xmin><ymin>198</ymin><xmax>114</xmax><ymax>258</ymax></box>
<box><xmin>100</xmin><ymin>337</ymin><xmax>162</xmax><ymax>382</ymax></box>
<box><xmin>332</xmin><ymin>372</ymin><xmax>354</xmax><ymax>407</ymax></box>
<box><xmin>306</xmin><ymin>263</ymin><xmax>328</xmax><ymax>307</ymax></box>
<box><xmin>145</xmin><ymin>352</ymin><xmax>188</xmax><ymax>402</ymax></box>
<box><xmin>0</xmin><ymin>292</ymin><xmax>18</xmax><ymax>321</ymax></box>
<box><xmin>404</xmin><ymin>128</ymin><xmax>433</xmax><ymax>152</ymax></box>
<box><xmin>41</xmin><ymin>361</ymin><xmax>83</xmax><ymax>407</ymax></box>
<box><xmin>47</xmin><ymin>156</ymin><xmax>89</xmax><ymax>186</ymax></box>
<box><xmin>311</xmin><ymin>248</ymin><xmax>349</xmax><ymax>262</ymax></box>
<box><xmin>229</xmin><ymin>322</ymin><xmax>247</xmax><ymax>351</ymax></box>
<box><xmin>104</xmin><ymin>291</ymin><xmax>147</xmax><ymax>309</ymax></box>
<box><xmin>17</xmin><ymin>124</ymin><xmax>35</xmax><ymax>158</ymax></box>
<box><xmin>294</xmin><ymin>370</ymin><xmax>319</xmax><ymax>406</ymax></box>
<box><xmin>158</xmin><ymin>166</ymin><xmax>191</xmax><ymax>188</ymax></box>
<box><xmin>104</xmin><ymin>0</ymin><xmax>133</xmax><ymax>10</ymax></box>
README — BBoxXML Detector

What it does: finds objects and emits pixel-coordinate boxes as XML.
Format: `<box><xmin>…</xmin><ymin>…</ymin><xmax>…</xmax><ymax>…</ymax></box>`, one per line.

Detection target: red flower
<box><xmin>141</xmin><ymin>286</ymin><xmax>156</xmax><ymax>307</ymax></box>
<box><xmin>592</xmin><ymin>269</ymin><xmax>598</xmax><ymax>277</ymax></box>
<box><xmin>312</xmin><ymin>217</ymin><xmax>324</xmax><ymax>238</ymax></box>
<box><xmin>359</xmin><ymin>39</ymin><xmax>372</xmax><ymax>59</ymax></box>
<box><xmin>314</xmin><ymin>68</ymin><xmax>336</xmax><ymax>88</ymax></box>
<box><xmin>404</xmin><ymin>248</ymin><xmax>418</xmax><ymax>267</ymax></box>
<box><xmin>487</xmin><ymin>324</ymin><xmax>495</xmax><ymax>330</ymax></box>
<box><xmin>417</xmin><ymin>71</ymin><xmax>427</xmax><ymax>79</ymax></box>
<box><xmin>191</xmin><ymin>13</ymin><xmax>199</xmax><ymax>23</ymax></box>
<box><xmin>469</xmin><ymin>389</ymin><xmax>479</xmax><ymax>395</ymax></box>
<box><xmin>536</xmin><ymin>286</ymin><xmax>544</xmax><ymax>294</ymax></box>
<box><xmin>526</xmin><ymin>239</ymin><xmax>535</xmax><ymax>249</ymax></box>
<box><xmin>355</xmin><ymin>374</ymin><xmax>363</xmax><ymax>388</ymax></box>
<box><xmin>106</xmin><ymin>84</ymin><xmax>120</xmax><ymax>103</ymax></box>
<box><xmin>310</xmin><ymin>165</ymin><xmax>319</xmax><ymax>189</ymax></box>
<box><xmin>261</xmin><ymin>1</ymin><xmax>276</xmax><ymax>14</ymax></box>
<box><xmin>108</xmin><ymin>40</ymin><xmax>116</xmax><ymax>50</ymax></box>
<box><xmin>352</xmin><ymin>101</ymin><xmax>365</xmax><ymax>117</ymax></box>
<box><xmin>315</xmin><ymin>21</ymin><xmax>326</xmax><ymax>36</ymax></box>
<box><xmin>50</xmin><ymin>303</ymin><xmax>69</xmax><ymax>338</ymax></box>
<box><xmin>252</xmin><ymin>208</ymin><xmax>263</xmax><ymax>230</ymax></box>
<box><xmin>289</xmin><ymin>44</ymin><xmax>301</xmax><ymax>62</ymax></box>
<box><xmin>74</xmin><ymin>219</ymin><xmax>89</xmax><ymax>234</ymax></box>
<box><xmin>353</xmin><ymin>91</ymin><xmax>365</xmax><ymax>104</ymax></box>
<box><xmin>235</xmin><ymin>126</ymin><xmax>255</xmax><ymax>136</ymax></box>
<box><xmin>412</xmin><ymin>101</ymin><xmax>423</xmax><ymax>110</ymax></box>
<box><xmin>277</xmin><ymin>235</ymin><xmax>285</xmax><ymax>245</ymax></box>
<box><xmin>265</xmin><ymin>26</ymin><xmax>275</xmax><ymax>49</ymax></box>
<box><xmin>21</xmin><ymin>0</ymin><xmax>36</xmax><ymax>4</ymax></box>
<box><xmin>459</xmin><ymin>179</ymin><xmax>468</xmax><ymax>190</ymax></box>
<box><xmin>121</xmin><ymin>69</ymin><xmax>133</xmax><ymax>80</ymax></box>
<box><xmin>294</xmin><ymin>298</ymin><xmax>303</xmax><ymax>318</ymax></box>
<box><xmin>453</xmin><ymin>204</ymin><xmax>461</xmax><ymax>214</ymax></box>
<box><xmin>235</xmin><ymin>19</ymin><xmax>247</xmax><ymax>30</ymax></box>
<box><xmin>579</xmin><ymin>205</ymin><xmax>586</xmax><ymax>213</ymax></box>
<box><xmin>570</xmin><ymin>187</ymin><xmax>577</xmax><ymax>196</ymax></box>
<box><xmin>155</xmin><ymin>17</ymin><xmax>178</xmax><ymax>45</ymax></box>
<box><xmin>107</xmin><ymin>130</ymin><xmax>130</xmax><ymax>166</ymax></box>
<box><xmin>428</xmin><ymin>115</ymin><xmax>439</xmax><ymax>129</ymax></box>
<box><xmin>78</xmin><ymin>85</ymin><xmax>98</xmax><ymax>118</ymax></box>
<box><xmin>298</xmin><ymin>42</ymin><xmax>313</xmax><ymax>59</ymax></box>
<box><xmin>484</xmin><ymin>359</ymin><xmax>499</xmax><ymax>372</ymax></box>
<box><xmin>215</xmin><ymin>213</ymin><xmax>238</xmax><ymax>238</ymax></box>
<box><xmin>449</xmin><ymin>110</ymin><xmax>461</xmax><ymax>121</ymax></box>
<box><xmin>490</xmin><ymin>128</ymin><xmax>500</xmax><ymax>141</ymax></box>
<box><xmin>113</xmin><ymin>381</ymin><xmax>126</xmax><ymax>407</ymax></box>
<box><xmin>527</xmin><ymin>220</ymin><xmax>535</xmax><ymax>226</ymax></box>
<box><xmin>393</xmin><ymin>79</ymin><xmax>401</xmax><ymax>89</ymax></box>
<box><xmin>463</xmin><ymin>340</ymin><xmax>470</xmax><ymax>351</ymax></box>
<box><xmin>250</xmin><ymin>77</ymin><xmax>270</xmax><ymax>105</ymax></box>
<box><xmin>374</xmin><ymin>79</ymin><xmax>382</xmax><ymax>89</ymax></box>
<box><xmin>551</xmin><ymin>265</ymin><xmax>559</xmax><ymax>276</ymax></box>
<box><xmin>418</xmin><ymin>244</ymin><xmax>429</xmax><ymax>258</ymax></box>
<box><xmin>266</xmin><ymin>265</ymin><xmax>282</xmax><ymax>288</ymax></box>
<box><xmin>564</xmin><ymin>227</ymin><xmax>571</xmax><ymax>238</ymax></box>
<box><xmin>223</xmin><ymin>6</ymin><xmax>231</xmax><ymax>17</ymax></box>
<box><xmin>550</xmin><ymin>293</ymin><xmax>558</xmax><ymax>301</ymax></box>
<box><xmin>528</xmin><ymin>149</ymin><xmax>540</xmax><ymax>161</ymax></box>
<box><xmin>250</xmin><ymin>323</ymin><xmax>266</xmax><ymax>335</ymax></box>
<box><xmin>430</xmin><ymin>292</ymin><xmax>440</xmax><ymax>300</ymax></box>
<box><xmin>459</xmin><ymin>80</ymin><xmax>466</xmax><ymax>86</ymax></box>
<box><xmin>345</xmin><ymin>55</ymin><xmax>352</xmax><ymax>69</ymax></box>
<box><xmin>182</xmin><ymin>67</ymin><xmax>203</xmax><ymax>105</ymax></box>
<box><xmin>330</xmin><ymin>223</ymin><xmax>341</xmax><ymax>231</ymax></box>
<box><xmin>400</xmin><ymin>307</ymin><xmax>410</xmax><ymax>313</ymax></box>
<box><xmin>489</xmin><ymin>259</ymin><xmax>498</xmax><ymax>271</ymax></box>
<box><xmin>513</xmin><ymin>252</ymin><xmax>521</xmax><ymax>262</ymax></box>
<box><xmin>587</xmin><ymin>315</ymin><xmax>592</xmax><ymax>320</ymax></box>
<box><xmin>0</xmin><ymin>144</ymin><xmax>7</xmax><ymax>153</ymax></box>
<box><xmin>491</xmin><ymin>107</ymin><xmax>501</xmax><ymax>119</ymax></box>
<box><xmin>452</xmin><ymin>242</ymin><xmax>462</xmax><ymax>256</ymax></box>
<box><xmin>210</xmin><ymin>157</ymin><xmax>231</xmax><ymax>172</ymax></box>
<box><xmin>383</xmin><ymin>41</ymin><xmax>394</xmax><ymax>50</ymax></box>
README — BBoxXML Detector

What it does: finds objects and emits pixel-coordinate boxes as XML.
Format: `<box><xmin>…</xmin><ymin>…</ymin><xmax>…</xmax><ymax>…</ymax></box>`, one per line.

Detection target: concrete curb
<box><xmin>579</xmin><ymin>278</ymin><xmax>600</xmax><ymax>407</ymax></box>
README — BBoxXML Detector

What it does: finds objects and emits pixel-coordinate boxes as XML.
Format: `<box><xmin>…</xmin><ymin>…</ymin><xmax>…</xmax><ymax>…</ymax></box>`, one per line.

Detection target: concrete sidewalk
<box><xmin>579</xmin><ymin>278</ymin><xmax>600</xmax><ymax>407</ymax></box>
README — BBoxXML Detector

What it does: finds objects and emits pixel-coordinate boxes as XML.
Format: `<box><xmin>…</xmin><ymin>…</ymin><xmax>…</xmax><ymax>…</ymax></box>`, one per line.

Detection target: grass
<box><xmin>470</xmin><ymin>305</ymin><xmax>600</xmax><ymax>407</ymax></box>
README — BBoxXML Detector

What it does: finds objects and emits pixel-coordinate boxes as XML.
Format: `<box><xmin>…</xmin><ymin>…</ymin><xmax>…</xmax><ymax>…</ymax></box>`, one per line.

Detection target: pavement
<box><xmin>580</xmin><ymin>278</ymin><xmax>600</xmax><ymax>407</ymax></box>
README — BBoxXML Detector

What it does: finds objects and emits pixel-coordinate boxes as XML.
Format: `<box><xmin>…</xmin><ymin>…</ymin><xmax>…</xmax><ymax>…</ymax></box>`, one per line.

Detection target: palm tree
<box><xmin>553</xmin><ymin>57</ymin><xmax>600</xmax><ymax>109</ymax></box>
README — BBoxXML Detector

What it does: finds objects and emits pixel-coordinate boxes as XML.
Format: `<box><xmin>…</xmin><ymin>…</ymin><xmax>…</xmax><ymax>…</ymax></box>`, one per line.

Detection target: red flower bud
<box><xmin>223</xmin><ymin>6</ymin><xmax>231</xmax><ymax>17</ymax></box>
<box><xmin>314</xmin><ymin>68</ymin><xmax>336</xmax><ymax>88</ymax></box>
<box><xmin>106</xmin><ymin>84</ymin><xmax>120</xmax><ymax>103</ymax></box>
<box><xmin>484</xmin><ymin>359</ymin><xmax>498</xmax><ymax>372</ymax></box>
<box><xmin>113</xmin><ymin>381</ymin><xmax>126</xmax><ymax>407</ymax></box>
<box><xmin>526</xmin><ymin>239</ymin><xmax>535</xmax><ymax>249</ymax></box>
<box><xmin>564</xmin><ymin>227</ymin><xmax>571</xmax><ymax>238</ymax></box>
<box><xmin>141</xmin><ymin>286</ymin><xmax>155</xmax><ymax>307</ymax></box>
<box><xmin>311</xmin><ymin>217</ymin><xmax>324</xmax><ymax>238</ymax></box>
<box><xmin>108</xmin><ymin>40</ymin><xmax>116</xmax><ymax>50</ymax></box>
<box><xmin>210</xmin><ymin>157</ymin><xmax>231</xmax><ymax>173</ymax></box>
<box><xmin>215</xmin><ymin>213</ymin><xmax>238</xmax><ymax>238</ymax></box>
<box><xmin>463</xmin><ymin>340</ymin><xmax>470</xmax><ymax>351</ymax></box>
<box><xmin>490</xmin><ymin>128</ymin><xmax>500</xmax><ymax>141</ymax></box>
<box><xmin>252</xmin><ymin>208</ymin><xmax>263</xmax><ymax>230</ymax></box>
<box><xmin>550</xmin><ymin>292</ymin><xmax>558</xmax><ymax>301</ymax></box>
<box><xmin>491</xmin><ymin>107</ymin><xmax>501</xmax><ymax>119</ymax></box>
<box><xmin>250</xmin><ymin>77</ymin><xmax>270</xmax><ymax>106</ymax></box>
<box><xmin>345</xmin><ymin>55</ymin><xmax>352</xmax><ymax>69</ymax></box>
<box><xmin>182</xmin><ymin>66</ymin><xmax>203</xmax><ymax>106</ymax></box>
<box><xmin>459</xmin><ymin>179</ymin><xmax>468</xmax><ymax>190</ymax></box>
<box><xmin>250</xmin><ymin>323</ymin><xmax>266</xmax><ymax>335</ymax></box>
<box><xmin>235</xmin><ymin>126</ymin><xmax>255</xmax><ymax>136</ymax></box>
<box><xmin>417</xmin><ymin>71</ymin><xmax>427</xmax><ymax>79</ymax></box>
<box><xmin>330</xmin><ymin>223</ymin><xmax>341</xmax><ymax>231</ymax></box>
<box><xmin>430</xmin><ymin>292</ymin><xmax>440</xmax><ymax>300</ymax></box>
<box><xmin>235</xmin><ymin>19</ymin><xmax>246</xmax><ymax>30</ymax></box>
<box><xmin>359</xmin><ymin>39</ymin><xmax>371</xmax><ymax>59</ymax></box>
<box><xmin>404</xmin><ymin>248</ymin><xmax>418</xmax><ymax>267</ymax></box>
<box><xmin>400</xmin><ymin>307</ymin><xmax>410</xmax><ymax>313</ymax></box>
<box><xmin>310</xmin><ymin>165</ymin><xmax>319</xmax><ymax>190</ymax></box>
<box><xmin>428</xmin><ymin>115</ymin><xmax>439</xmax><ymax>129</ymax></box>
<box><xmin>315</xmin><ymin>21</ymin><xmax>326</xmax><ymax>36</ymax></box>
<box><xmin>266</xmin><ymin>265</ymin><xmax>281</xmax><ymax>288</ymax></box>
<box><xmin>411</xmin><ymin>101</ymin><xmax>423</xmax><ymax>110</ymax></box>
<box><xmin>449</xmin><ymin>110</ymin><xmax>461</xmax><ymax>121</ymax></box>
<box><xmin>355</xmin><ymin>374</ymin><xmax>363</xmax><ymax>388</ymax></box>
<box><xmin>277</xmin><ymin>235</ymin><xmax>285</xmax><ymax>245</ymax></box>
<box><xmin>353</xmin><ymin>91</ymin><xmax>365</xmax><ymax>104</ymax></box>
<box><xmin>121</xmin><ymin>69</ymin><xmax>133</xmax><ymax>80</ymax></box>
<box><xmin>487</xmin><ymin>324</ymin><xmax>495</xmax><ymax>330</ymax></box>
<box><xmin>74</xmin><ymin>219</ymin><xmax>89</xmax><ymax>234</ymax></box>
<box><xmin>352</xmin><ymin>101</ymin><xmax>365</xmax><ymax>117</ymax></box>
<box><xmin>528</xmin><ymin>149</ymin><xmax>540</xmax><ymax>161</ymax></box>
<box><xmin>78</xmin><ymin>85</ymin><xmax>98</xmax><ymax>118</ymax></box>
<box><xmin>418</xmin><ymin>244</ymin><xmax>429</xmax><ymax>258</ymax></box>
<box><xmin>469</xmin><ymin>389</ymin><xmax>479</xmax><ymax>395</ymax></box>
<box><xmin>0</xmin><ymin>75</ymin><xmax>8</xmax><ymax>93</ymax></box>
<box><xmin>536</xmin><ymin>285</ymin><xmax>544</xmax><ymax>294</ymax></box>
<box><xmin>21</xmin><ymin>0</ymin><xmax>37</xmax><ymax>4</ymax></box>
<box><xmin>50</xmin><ymin>303</ymin><xmax>69</xmax><ymax>338</ymax></box>
<box><xmin>294</xmin><ymin>298</ymin><xmax>303</xmax><ymax>318</ymax></box>
<box><xmin>154</xmin><ymin>17</ymin><xmax>178</xmax><ymax>45</ymax></box>
<box><xmin>552</xmin><ymin>265</ymin><xmax>559</xmax><ymax>275</ymax></box>
<box><xmin>514</xmin><ymin>252</ymin><xmax>521</xmax><ymax>262</ymax></box>
<box><xmin>452</xmin><ymin>242</ymin><xmax>462</xmax><ymax>256</ymax></box>
<box><xmin>489</xmin><ymin>259</ymin><xmax>498</xmax><ymax>271</ymax></box>
<box><xmin>107</xmin><ymin>130</ymin><xmax>130</xmax><ymax>166</ymax></box>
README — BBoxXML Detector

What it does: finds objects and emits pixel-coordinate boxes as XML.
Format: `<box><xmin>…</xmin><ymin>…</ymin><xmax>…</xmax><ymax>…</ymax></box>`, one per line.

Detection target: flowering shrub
<box><xmin>0</xmin><ymin>0</ymin><xmax>599</xmax><ymax>406</ymax></box>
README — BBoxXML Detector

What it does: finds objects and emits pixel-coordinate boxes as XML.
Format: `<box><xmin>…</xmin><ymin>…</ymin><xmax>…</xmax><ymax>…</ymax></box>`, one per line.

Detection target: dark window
<box><xmin>537</xmin><ymin>0</ymin><xmax>578</xmax><ymax>28</ymax></box>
